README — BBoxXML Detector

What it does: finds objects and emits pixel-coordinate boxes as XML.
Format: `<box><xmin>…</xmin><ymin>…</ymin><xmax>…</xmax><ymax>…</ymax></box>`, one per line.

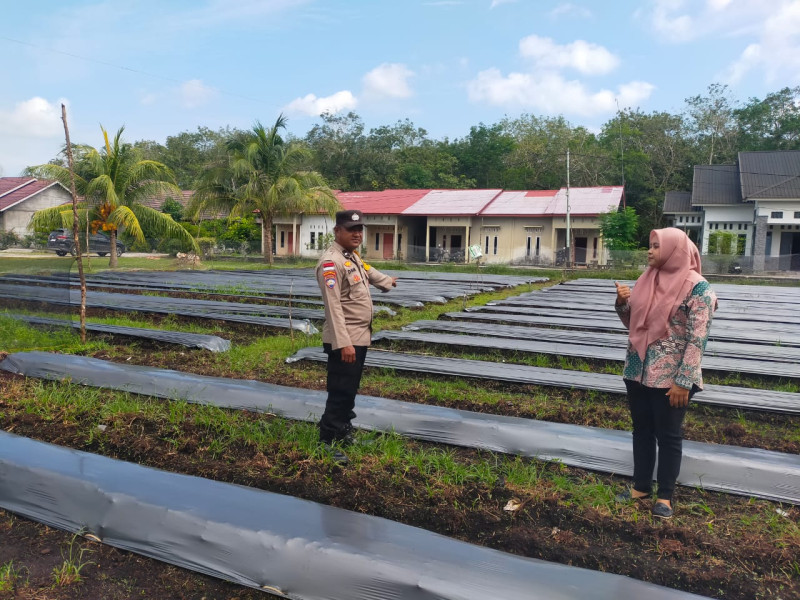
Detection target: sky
<box><xmin>2</xmin><ymin>0</ymin><xmax>800</xmax><ymax>178</ymax></box>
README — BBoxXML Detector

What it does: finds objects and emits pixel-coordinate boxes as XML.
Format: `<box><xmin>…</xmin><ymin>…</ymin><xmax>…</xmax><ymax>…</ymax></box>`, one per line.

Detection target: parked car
<box><xmin>47</xmin><ymin>229</ymin><xmax>126</xmax><ymax>257</ymax></box>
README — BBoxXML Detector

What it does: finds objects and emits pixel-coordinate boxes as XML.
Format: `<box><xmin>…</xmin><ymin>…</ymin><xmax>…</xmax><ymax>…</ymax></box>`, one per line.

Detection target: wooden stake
<box><xmin>61</xmin><ymin>104</ymin><xmax>87</xmax><ymax>344</ymax></box>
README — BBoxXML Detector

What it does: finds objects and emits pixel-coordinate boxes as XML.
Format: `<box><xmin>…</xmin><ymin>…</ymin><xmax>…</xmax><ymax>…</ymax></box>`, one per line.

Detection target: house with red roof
<box><xmin>294</xmin><ymin>186</ymin><xmax>624</xmax><ymax>265</ymax></box>
<box><xmin>0</xmin><ymin>178</ymin><xmax>74</xmax><ymax>236</ymax></box>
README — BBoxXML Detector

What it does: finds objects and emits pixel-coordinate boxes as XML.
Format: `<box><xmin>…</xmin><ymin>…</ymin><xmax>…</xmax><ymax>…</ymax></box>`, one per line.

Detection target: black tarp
<box><xmin>444</xmin><ymin>311</ymin><xmax>800</xmax><ymax>347</ymax></box>
<box><xmin>402</xmin><ymin>320</ymin><xmax>800</xmax><ymax>364</ymax></box>
<box><xmin>8</xmin><ymin>314</ymin><xmax>231</xmax><ymax>352</ymax></box>
<box><xmin>0</xmin><ymin>283</ymin><xmax>318</xmax><ymax>334</ymax></box>
<box><xmin>288</xmin><ymin>346</ymin><xmax>800</xmax><ymax>415</ymax></box>
<box><xmin>0</xmin><ymin>431</ymin><xmax>711</xmax><ymax>600</ymax></box>
<box><xmin>3</xmin><ymin>351</ymin><xmax>799</xmax><ymax>504</ymax></box>
<box><xmin>371</xmin><ymin>330</ymin><xmax>800</xmax><ymax>378</ymax></box>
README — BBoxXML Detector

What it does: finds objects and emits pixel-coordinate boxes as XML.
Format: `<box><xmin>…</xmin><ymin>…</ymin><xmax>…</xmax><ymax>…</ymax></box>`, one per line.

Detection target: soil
<box><xmin>0</xmin><ymin>364</ymin><xmax>798</xmax><ymax>600</ymax></box>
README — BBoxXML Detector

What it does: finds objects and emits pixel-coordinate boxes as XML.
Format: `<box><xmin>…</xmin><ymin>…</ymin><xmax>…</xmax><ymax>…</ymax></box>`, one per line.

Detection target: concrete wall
<box><xmin>700</xmin><ymin>205</ymin><xmax>754</xmax><ymax>255</ymax></box>
<box><xmin>1</xmin><ymin>186</ymin><xmax>73</xmax><ymax>236</ymax></box>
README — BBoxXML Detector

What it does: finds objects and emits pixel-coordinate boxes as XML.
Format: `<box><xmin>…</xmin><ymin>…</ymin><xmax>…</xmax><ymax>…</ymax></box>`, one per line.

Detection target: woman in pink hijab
<box><xmin>614</xmin><ymin>228</ymin><xmax>717</xmax><ymax>518</ymax></box>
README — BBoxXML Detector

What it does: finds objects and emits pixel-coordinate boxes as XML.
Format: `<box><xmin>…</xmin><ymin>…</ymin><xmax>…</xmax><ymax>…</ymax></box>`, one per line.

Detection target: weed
<box><xmin>0</xmin><ymin>560</ymin><xmax>28</xmax><ymax>592</ymax></box>
<box><xmin>52</xmin><ymin>532</ymin><xmax>94</xmax><ymax>586</ymax></box>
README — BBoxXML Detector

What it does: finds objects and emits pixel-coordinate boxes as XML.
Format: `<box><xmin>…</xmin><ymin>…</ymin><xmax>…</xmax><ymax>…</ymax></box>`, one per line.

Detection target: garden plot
<box><xmin>403</xmin><ymin>320</ymin><xmax>800</xmax><ymax>364</ymax></box>
<box><xmin>8</xmin><ymin>314</ymin><xmax>231</xmax><ymax>352</ymax></box>
<box><xmin>1</xmin><ymin>273</ymin><xmax>797</xmax><ymax>600</ymax></box>
<box><xmin>371</xmin><ymin>329</ymin><xmax>800</xmax><ymax>378</ymax></box>
<box><xmin>0</xmin><ymin>282</ymin><xmax>318</xmax><ymax>333</ymax></box>
<box><xmin>288</xmin><ymin>345</ymin><xmax>800</xmax><ymax>414</ymax></box>
<box><xmin>4</xmin><ymin>351</ymin><xmax>799</xmax><ymax>503</ymax></box>
<box><xmin>0</xmin><ymin>431</ymin><xmax>710</xmax><ymax>600</ymax></box>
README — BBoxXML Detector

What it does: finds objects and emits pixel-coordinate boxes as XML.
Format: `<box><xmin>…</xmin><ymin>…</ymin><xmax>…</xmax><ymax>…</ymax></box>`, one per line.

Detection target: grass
<box><xmin>52</xmin><ymin>532</ymin><xmax>94</xmax><ymax>586</ymax></box>
<box><xmin>0</xmin><ymin>560</ymin><xmax>27</xmax><ymax>592</ymax></box>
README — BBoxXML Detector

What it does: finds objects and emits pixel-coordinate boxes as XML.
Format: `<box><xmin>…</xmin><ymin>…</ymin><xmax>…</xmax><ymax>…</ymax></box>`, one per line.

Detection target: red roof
<box><xmin>479</xmin><ymin>187</ymin><xmax>623</xmax><ymax>217</ymax></box>
<box><xmin>336</xmin><ymin>189</ymin><xmax>431</xmax><ymax>214</ymax></box>
<box><xmin>402</xmin><ymin>189</ymin><xmax>503</xmax><ymax>216</ymax></box>
<box><xmin>0</xmin><ymin>178</ymin><xmax>68</xmax><ymax>212</ymax></box>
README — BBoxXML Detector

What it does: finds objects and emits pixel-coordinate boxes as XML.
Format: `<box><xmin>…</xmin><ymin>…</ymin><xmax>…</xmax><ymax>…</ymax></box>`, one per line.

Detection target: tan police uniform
<box><xmin>316</xmin><ymin>241</ymin><xmax>394</xmax><ymax>350</ymax></box>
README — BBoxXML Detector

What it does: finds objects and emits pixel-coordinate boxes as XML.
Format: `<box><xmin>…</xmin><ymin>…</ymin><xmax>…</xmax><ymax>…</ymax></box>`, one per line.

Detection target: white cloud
<box><xmin>490</xmin><ymin>0</ymin><xmax>517</xmax><ymax>8</ymax></box>
<box><xmin>0</xmin><ymin>97</ymin><xmax>65</xmax><ymax>138</ymax></box>
<box><xmin>362</xmin><ymin>63</ymin><xmax>415</xmax><ymax>99</ymax></box>
<box><xmin>284</xmin><ymin>91</ymin><xmax>358</xmax><ymax>116</ymax></box>
<box><xmin>519</xmin><ymin>35</ymin><xmax>619</xmax><ymax>75</ymax></box>
<box><xmin>179</xmin><ymin>79</ymin><xmax>218</xmax><ymax>108</ymax></box>
<box><xmin>549</xmin><ymin>3</ymin><xmax>592</xmax><ymax>19</ymax></box>
<box><xmin>467</xmin><ymin>69</ymin><xmax>654</xmax><ymax>116</ymax></box>
<box><xmin>140</xmin><ymin>92</ymin><xmax>158</xmax><ymax>106</ymax></box>
<box><xmin>640</xmin><ymin>0</ymin><xmax>800</xmax><ymax>87</ymax></box>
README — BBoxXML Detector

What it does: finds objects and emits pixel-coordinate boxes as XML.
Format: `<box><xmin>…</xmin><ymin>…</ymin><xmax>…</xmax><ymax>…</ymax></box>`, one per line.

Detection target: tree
<box><xmin>501</xmin><ymin>114</ymin><xmax>613</xmax><ymax>190</ymax></box>
<box><xmin>160</xmin><ymin>197</ymin><xmax>184</xmax><ymax>222</ymax></box>
<box><xmin>685</xmin><ymin>83</ymin><xmax>740</xmax><ymax>165</ymax></box>
<box><xmin>599</xmin><ymin>207</ymin><xmax>640</xmax><ymax>250</ymax></box>
<box><xmin>27</xmin><ymin>126</ymin><xmax>197</xmax><ymax>267</ymax></box>
<box><xmin>449</xmin><ymin>122</ymin><xmax>516</xmax><ymax>188</ymax></box>
<box><xmin>735</xmin><ymin>87</ymin><xmax>800</xmax><ymax>151</ymax></box>
<box><xmin>134</xmin><ymin>126</ymin><xmax>239</xmax><ymax>188</ymax></box>
<box><xmin>599</xmin><ymin>109</ymin><xmax>694</xmax><ymax>241</ymax></box>
<box><xmin>191</xmin><ymin>114</ymin><xmax>341</xmax><ymax>264</ymax></box>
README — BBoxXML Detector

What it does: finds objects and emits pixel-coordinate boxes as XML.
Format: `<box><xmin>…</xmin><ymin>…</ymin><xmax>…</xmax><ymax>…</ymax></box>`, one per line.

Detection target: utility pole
<box><xmin>566</xmin><ymin>147</ymin><xmax>571</xmax><ymax>268</ymax></box>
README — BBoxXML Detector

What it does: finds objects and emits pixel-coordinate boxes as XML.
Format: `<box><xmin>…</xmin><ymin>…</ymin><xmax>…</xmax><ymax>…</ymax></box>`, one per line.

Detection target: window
<box><xmin>375</xmin><ymin>233</ymin><xmax>380</xmax><ymax>251</ymax></box>
<box><xmin>737</xmin><ymin>224</ymin><xmax>741</xmax><ymax>230</ymax></box>
<box><xmin>493</xmin><ymin>236</ymin><xmax>498</xmax><ymax>255</ymax></box>
<box><xmin>310</xmin><ymin>232</ymin><xmax>316</xmax><ymax>246</ymax></box>
<box><xmin>771</xmin><ymin>211</ymin><xmax>784</xmax><ymax>219</ymax></box>
<box><xmin>535</xmin><ymin>237</ymin><xmax>540</xmax><ymax>257</ymax></box>
<box><xmin>795</xmin><ymin>212</ymin><xmax>800</xmax><ymax>219</ymax></box>
<box><xmin>485</xmin><ymin>236</ymin><xmax>489</xmax><ymax>254</ymax></box>
<box><xmin>526</xmin><ymin>236</ymin><xmax>532</xmax><ymax>258</ymax></box>
<box><xmin>398</xmin><ymin>234</ymin><xmax>402</xmax><ymax>249</ymax></box>
<box><xmin>679</xmin><ymin>216</ymin><xmax>683</xmax><ymax>223</ymax></box>
<box><xmin>280</xmin><ymin>231</ymin><xmax>285</xmax><ymax>248</ymax></box>
<box><xmin>743</xmin><ymin>224</ymin><xmax>747</xmax><ymax>230</ymax></box>
<box><xmin>593</xmin><ymin>237</ymin><xmax>598</xmax><ymax>259</ymax></box>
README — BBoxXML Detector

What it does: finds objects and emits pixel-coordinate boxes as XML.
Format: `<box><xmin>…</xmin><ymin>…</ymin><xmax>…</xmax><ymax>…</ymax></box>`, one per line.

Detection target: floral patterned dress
<box><xmin>616</xmin><ymin>281</ymin><xmax>717</xmax><ymax>390</ymax></box>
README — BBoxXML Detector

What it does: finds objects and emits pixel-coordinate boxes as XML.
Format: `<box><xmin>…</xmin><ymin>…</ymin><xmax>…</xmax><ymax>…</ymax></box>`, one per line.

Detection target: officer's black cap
<box><xmin>336</xmin><ymin>210</ymin><xmax>364</xmax><ymax>230</ymax></box>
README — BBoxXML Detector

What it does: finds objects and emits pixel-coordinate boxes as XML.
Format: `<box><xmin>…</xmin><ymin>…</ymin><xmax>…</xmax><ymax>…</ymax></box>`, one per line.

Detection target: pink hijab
<box><xmin>628</xmin><ymin>228</ymin><xmax>705</xmax><ymax>360</ymax></box>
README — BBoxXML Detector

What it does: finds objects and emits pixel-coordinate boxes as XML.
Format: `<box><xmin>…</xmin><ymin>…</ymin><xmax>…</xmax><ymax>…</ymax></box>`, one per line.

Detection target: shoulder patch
<box><xmin>326</xmin><ymin>278</ymin><xmax>336</xmax><ymax>289</ymax></box>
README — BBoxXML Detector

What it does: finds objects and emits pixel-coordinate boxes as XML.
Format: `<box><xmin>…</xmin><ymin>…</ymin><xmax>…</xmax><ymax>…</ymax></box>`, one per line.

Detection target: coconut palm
<box><xmin>190</xmin><ymin>114</ymin><xmax>340</xmax><ymax>264</ymax></box>
<box><xmin>27</xmin><ymin>126</ymin><xmax>197</xmax><ymax>267</ymax></box>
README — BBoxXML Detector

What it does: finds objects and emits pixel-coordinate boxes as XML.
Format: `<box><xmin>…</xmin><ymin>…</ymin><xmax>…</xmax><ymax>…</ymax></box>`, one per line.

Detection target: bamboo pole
<box><xmin>61</xmin><ymin>104</ymin><xmax>87</xmax><ymax>344</ymax></box>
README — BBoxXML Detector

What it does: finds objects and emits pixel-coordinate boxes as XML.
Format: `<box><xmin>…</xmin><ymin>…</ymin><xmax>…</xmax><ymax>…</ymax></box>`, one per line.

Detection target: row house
<box><xmin>285</xmin><ymin>186</ymin><xmax>624</xmax><ymax>266</ymax></box>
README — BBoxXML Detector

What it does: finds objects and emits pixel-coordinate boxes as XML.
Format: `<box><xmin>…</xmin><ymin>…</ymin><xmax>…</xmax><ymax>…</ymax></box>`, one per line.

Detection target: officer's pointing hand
<box><xmin>391</xmin><ymin>277</ymin><xmax>398</xmax><ymax>288</ymax></box>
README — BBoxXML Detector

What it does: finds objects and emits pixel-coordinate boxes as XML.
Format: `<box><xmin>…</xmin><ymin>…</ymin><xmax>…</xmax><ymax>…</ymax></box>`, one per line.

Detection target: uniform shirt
<box><xmin>316</xmin><ymin>241</ymin><xmax>395</xmax><ymax>350</ymax></box>
<box><xmin>616</xmin><ymin>281</ymin><xmax>717</xmax><ymax>390</ymax></box>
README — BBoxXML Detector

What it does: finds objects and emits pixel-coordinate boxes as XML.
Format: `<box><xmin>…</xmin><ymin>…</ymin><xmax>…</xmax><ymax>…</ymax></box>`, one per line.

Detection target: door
<box><xmin>574</xmin><ymin>237</ymin><xmax>588</xmax><ymax>264</ymax></box>
<box><xmin>383</xmin><ymin>233</ymin><xmax>394</xmax><ymax>259</ymax></box>
<box><xmin>287</xmin><ymin>232</ymin><xmax>294</xmax><ymax>255</ymax></box>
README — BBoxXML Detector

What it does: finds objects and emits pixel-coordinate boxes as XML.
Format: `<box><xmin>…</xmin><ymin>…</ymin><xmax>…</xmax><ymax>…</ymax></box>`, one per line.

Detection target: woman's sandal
<box><xmin>652</xmin><ymin>501</ymin><xmax>674</xmax><ymax>519</ymax></box>
<box><xmin>615</xmin><ymin>488</ymin><xmax>650</xmax><ymax>503</ymax></box>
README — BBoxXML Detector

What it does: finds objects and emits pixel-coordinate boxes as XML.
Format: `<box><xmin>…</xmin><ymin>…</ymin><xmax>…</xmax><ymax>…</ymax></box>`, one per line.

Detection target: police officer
<box><xmin>316</xmin><ymin>209</ymin><xmax>397</xmax><ymax>463</ymax></box>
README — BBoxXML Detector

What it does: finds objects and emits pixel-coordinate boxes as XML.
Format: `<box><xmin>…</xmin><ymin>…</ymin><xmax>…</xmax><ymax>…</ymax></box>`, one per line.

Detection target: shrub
<box><xmin>0</xmin><ymin>231</ymin><xmax>20</xmax><ymax>250</ymax></box>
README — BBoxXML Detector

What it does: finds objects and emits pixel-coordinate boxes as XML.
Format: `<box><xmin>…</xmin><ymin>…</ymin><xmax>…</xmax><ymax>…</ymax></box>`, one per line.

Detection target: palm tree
<box><xmin>27</xmin><ymin>126</ymin><xmax>197</xmax><ymax>267</ymax></box>
<box><xmin>190</xmin><ymin>114</ymin><xmax>341</xmax><ymax>264</ymax></box>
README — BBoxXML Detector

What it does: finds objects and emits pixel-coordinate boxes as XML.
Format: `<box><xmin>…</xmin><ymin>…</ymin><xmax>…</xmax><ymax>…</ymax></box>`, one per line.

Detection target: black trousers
<box><xmin>318</xmin><ymin>343</ymin><xmax>368</xmax><ymax>444</ymax></box>
<box><xmin>625</xmin><ymin>379</ymin><xmax>696</xmax><ymax>502</ymax></box>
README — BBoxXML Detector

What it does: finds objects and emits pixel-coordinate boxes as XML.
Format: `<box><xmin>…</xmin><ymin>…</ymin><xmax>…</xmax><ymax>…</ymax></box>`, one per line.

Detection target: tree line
<box><xmin>33</xmin><ymin>84</ymin><xmax>800</xmax><ymax>255</ymax></box>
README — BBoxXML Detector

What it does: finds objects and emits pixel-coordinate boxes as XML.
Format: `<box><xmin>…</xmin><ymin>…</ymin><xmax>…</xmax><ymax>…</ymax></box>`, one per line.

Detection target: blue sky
<box><xmin>2</xmin><ymin>0</ymin><xmax>799</xmax><ymax>178</ymax></box>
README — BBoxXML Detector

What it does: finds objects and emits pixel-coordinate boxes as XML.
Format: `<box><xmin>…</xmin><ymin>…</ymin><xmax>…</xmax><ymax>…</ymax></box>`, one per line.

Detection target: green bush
<box><xmin>158</xmin><ymin>237</ymin><xmax>195</xmax><ymax>256</ymax></box>
<box><xmin>197</xmin><ymin>237</ymin><xmax>216</xmax><ymax>257</ymax></box>
<box><xmin>0</xmin><ymin>231</ymin><xmax>20</xmax><ymax>250</ymax></box>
